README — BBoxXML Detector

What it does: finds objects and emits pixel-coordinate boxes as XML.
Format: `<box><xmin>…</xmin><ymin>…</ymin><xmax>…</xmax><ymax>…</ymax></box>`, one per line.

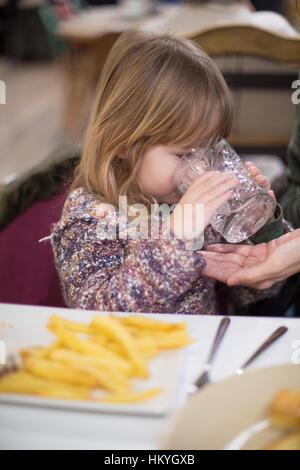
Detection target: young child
<box><xmin>50</xmin><ymin>29</ymin><xmax>285</xmax><ymax>314</ymax></box>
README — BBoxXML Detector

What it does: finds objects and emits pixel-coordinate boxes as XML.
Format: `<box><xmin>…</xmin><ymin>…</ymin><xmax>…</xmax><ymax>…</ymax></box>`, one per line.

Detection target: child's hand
<box><xmin>166</xmin><ymin>171</ymin><xmax>238</xmax><ymax>243</ymax></box>
<box><xmin>245</xmin><ymin>161</ymin><xmax>276</xmax><ymax>200</ymax></box>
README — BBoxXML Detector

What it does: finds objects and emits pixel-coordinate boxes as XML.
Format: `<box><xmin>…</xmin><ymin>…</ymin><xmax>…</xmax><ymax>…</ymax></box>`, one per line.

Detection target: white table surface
<box><xmin>0</xmin><ymin>302</ymin><xmax>299</xmax><ymax>450</ymax></box>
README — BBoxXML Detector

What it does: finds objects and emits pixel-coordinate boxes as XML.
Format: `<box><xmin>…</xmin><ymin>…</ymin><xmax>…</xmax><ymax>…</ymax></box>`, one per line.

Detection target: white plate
<box><xmin>0</xmin><ymin>304</ymin><xmax>186</xmax><ymax>416</ymax></box>
<box><xmin>161</xmin><ymin>363</ymin><xmax>300</xmax><ymax>449</ymax></box>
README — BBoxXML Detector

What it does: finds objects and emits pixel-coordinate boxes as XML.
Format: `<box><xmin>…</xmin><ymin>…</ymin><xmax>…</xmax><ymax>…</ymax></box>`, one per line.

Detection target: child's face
<box><xmin>136</xmin><ymin>144</ymin><xmax>190</xmax><ymax>205</ymax></box>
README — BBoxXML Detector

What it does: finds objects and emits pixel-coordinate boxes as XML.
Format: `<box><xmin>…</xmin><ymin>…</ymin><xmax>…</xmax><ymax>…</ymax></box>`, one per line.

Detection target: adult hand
<box><xmin>201</xmin><ymin>161</ymin><xmax>278</xmax><ymax>284</ymax></box>
<box><xmin>206</xmin><ymin>229</ymin><xmax>300</xmax><ymax>289</ymax></box>
<box><xmin>200</xmin><ymin>249</ymin><xmax>247</xmax><ymax>284</ymax></box>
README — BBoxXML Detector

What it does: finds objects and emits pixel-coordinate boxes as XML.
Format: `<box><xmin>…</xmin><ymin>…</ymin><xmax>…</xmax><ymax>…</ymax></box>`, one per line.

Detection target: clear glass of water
<box><xmin>174</xmin><ymin>139</ymin><xmax>276</xmax><ymax>243</ymax></box>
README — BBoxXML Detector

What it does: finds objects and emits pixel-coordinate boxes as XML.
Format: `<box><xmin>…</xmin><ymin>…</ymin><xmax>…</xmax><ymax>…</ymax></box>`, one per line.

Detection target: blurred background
<box><xmin>0</xmin><ymin>0</ymin><xmax>299</xmax><ymax>309</ymax></box>
<box><xmin>0</xmin><ymin>0</ymin><xmax>299</xmax><ymax>183</ymax></box>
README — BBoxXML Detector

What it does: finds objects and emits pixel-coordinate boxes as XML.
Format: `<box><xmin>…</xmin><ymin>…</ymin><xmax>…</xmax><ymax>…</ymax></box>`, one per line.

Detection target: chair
<box><xmin>184</xmin><ymin>19</ymin><xmax>298</xmax><ymax>157</ymax></box>
<box><xmin>179</xmin><ymin>22</ymin><xmax>300</xmax><ymax>158</ymax></box>
<box><xmin>0</xmin><ymin>152</ymin><xmax>80</xmax><ymax>307</ymax></box>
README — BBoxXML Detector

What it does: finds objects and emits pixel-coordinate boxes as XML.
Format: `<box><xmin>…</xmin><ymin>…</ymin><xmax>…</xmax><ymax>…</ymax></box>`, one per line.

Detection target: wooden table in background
<box><xmin>54</xmin><ymin>3</ymin><xmax>300</xmax><ymax>146</ymax></box>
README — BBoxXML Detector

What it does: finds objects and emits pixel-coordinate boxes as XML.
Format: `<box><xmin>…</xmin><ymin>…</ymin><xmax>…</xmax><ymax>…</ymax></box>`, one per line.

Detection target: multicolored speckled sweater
<box><xmin>50</xmin><ymin>187</ymin><xmax>283</xmax><ymax>314</ymax></box>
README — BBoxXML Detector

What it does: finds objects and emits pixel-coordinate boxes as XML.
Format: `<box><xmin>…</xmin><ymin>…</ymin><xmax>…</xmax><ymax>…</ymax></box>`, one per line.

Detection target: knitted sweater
<box><xmin>50</xmin><ymin>187</ymin><xmax>283</xmax><ymax>315</ymax></box>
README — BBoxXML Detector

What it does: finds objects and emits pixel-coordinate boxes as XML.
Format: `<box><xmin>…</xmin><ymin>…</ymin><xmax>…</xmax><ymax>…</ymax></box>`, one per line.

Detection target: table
<box><xmin>55</xmin><ymin>4</ymin><xmax>181</xmax><ymax>43</ymax></box>
<box><xmin>0</xmin><ymin>302</ymin><xmax>299</xmax><ymax>449</ymax></box>
<box><xmin>55</xmin><ymin>3</ymin><xmax>298</xmax><ymax>43</ymax></box>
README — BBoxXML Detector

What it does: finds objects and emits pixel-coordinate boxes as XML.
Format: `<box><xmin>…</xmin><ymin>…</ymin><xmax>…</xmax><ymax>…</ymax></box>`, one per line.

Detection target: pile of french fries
<box><xmin>0</xmin><ymin>313</ymin><xmax>194</xmax><ymax>403</ymax></box>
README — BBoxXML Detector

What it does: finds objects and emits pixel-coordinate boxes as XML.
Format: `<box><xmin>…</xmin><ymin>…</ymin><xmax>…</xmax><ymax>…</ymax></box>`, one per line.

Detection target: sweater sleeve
<box><xmin>51</xmin><ymin>212</ymin><xmax>207</xmax><ymax>313</ymax></box>
<box><xmin>249</xmin><ymin>203</ymin><xmax>284</xmax><ymax>244</ymax></box>
<box><xmin>227</xmin><ymin>280</ymin><xmax>284</xmax><ymax>308</ymax></box>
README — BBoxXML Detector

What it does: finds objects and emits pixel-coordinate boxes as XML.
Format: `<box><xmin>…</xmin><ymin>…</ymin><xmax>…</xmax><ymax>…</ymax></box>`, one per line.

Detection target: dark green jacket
<box><xmin>280</xmin><ymin>102</ymin><xmax>300</xmax><ymax>228</ymax></box>
<box><xmin>249</xmin><ymin>202</ymin><xmax>284</xmax><ymax>244</ymax></box>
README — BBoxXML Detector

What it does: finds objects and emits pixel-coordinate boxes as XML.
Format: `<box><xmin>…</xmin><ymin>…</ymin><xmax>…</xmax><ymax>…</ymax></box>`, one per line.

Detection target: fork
<box><xmin>188</xmin><ymin>316</ymin><xmax>231</xmax><ymax>395</ymax></box>
<box><xmin>188</xmin><ymin>324</ymin><xmax>288</xmax><ymax>395</ymax></box>
<box><xmin>235</xmin><ymin>326</ymin><xmax>288</xmax><ymax>375</ymax></box>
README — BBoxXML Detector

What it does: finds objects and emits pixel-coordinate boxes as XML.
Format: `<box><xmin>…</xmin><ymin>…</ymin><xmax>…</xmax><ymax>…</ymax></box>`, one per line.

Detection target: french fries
<box><xmin>0</xmin><ymin>371</ymin><xmax>90</xmax><ymax>399</ymax></box>
<box><xmin>49</xmin><ymin>315</ymin><xmax>91</xmax><ymax>334</ymax></box>
<box><xmin>0</xmin><ymin>313</ymin><xmax>193</xmax><ymax>403</ymax></box>
<box><xmin>91</xmin><ymin>315</ymin><xmax>148</xmax><ymax>378</ymax></box>
<box><xmin>112</xmin><ymin>314</ymin><xmax>186</xmax><ymax>331</ymax></box>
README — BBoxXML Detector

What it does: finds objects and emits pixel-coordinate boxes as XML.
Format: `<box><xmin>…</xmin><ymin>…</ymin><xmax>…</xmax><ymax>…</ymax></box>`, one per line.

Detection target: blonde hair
<box><xmin>70</xmin><ymin>28</ymin><xmax>233</xmax><ymax>212</ymax></box>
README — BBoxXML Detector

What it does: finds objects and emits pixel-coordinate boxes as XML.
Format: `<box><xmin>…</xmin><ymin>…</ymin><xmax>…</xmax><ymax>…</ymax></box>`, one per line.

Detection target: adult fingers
<box><xmin>201</xmin><ymin>250</ymin><xmax>246</xmax><ymax>266</ymax></box>
<box><xmin>207</xmin><ymin>243</ymin><xmax>251</xmax><ymax>256</ymax></box>
<box><xmin>227</xmin><ymin>262</ymin><xmax>275</xmax><ymax>287</ymax></box>
<box><xmin>253</xmin><ymin>280</ymin><xmax>278</xmax><ymax>290</ymax></box>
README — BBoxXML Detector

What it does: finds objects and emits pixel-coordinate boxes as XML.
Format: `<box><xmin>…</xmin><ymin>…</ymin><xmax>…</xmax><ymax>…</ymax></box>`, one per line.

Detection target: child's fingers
<box><xmin>268</xmin><ymin>189</ymin><xmax>276</xmax><ymax>200</ymax></box>
<box><xmin>245</xmin><ymin>163</ymin><xmax>261</xmax><ymax>177</ymax></box>
<box><xmin>255</xmin><ymin>174</ymin><xmax>271</xmax><ymax>191</ymax></box>
<box><xmin>245</xmin><ymin>161</ymin><xmax>256</xmax><ymax>169</ymax></box>
<box><xmin>189</xmin><ymin>171</ymin><xmax>235</xmax><ymax>192</ymax></box>
<box><xmin>245</xmin><ymin>162</ymin><xmax>273</xmax><ymax>194</ymax></box>
<box><xmin>190</xmin><ymin>172</ymin><xmax>237</xmax><ymax>202</ymax></box>
<box><xmin>204</xmin><ymin>191</ymin><xmax>232</xmax><ymax>225</ymax></box>
<box><xmin>176</xmin><ymin>171</ymin><xmax>239</xmax><ymax>231</ymax></box>
<box><xmin>199</xmin><ymin>178</ymin><xmax>238</xmax><ymax>206</ymax></box>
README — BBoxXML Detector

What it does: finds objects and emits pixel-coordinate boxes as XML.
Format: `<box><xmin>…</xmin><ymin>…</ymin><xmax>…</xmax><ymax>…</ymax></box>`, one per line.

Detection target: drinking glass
<box><xmin>174</xmin><ymin>139</ymin><xmax>276</xmax><ymax>243</ymax></box>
